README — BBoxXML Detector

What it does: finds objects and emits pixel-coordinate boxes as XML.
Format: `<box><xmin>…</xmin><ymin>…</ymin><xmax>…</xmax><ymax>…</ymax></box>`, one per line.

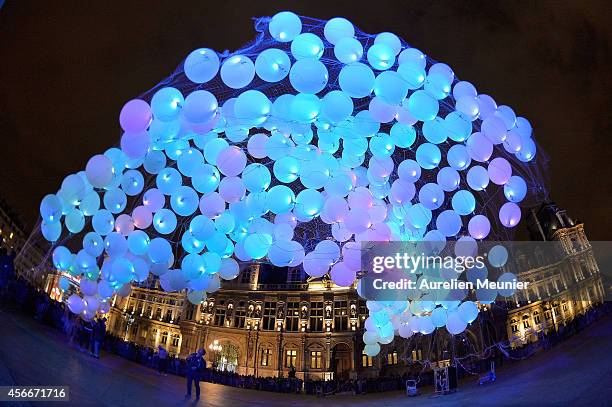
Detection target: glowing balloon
<box><xmin>184</xmin><ymin>49</ymin><xmax>220</xmax><ymax>83</ymax></box>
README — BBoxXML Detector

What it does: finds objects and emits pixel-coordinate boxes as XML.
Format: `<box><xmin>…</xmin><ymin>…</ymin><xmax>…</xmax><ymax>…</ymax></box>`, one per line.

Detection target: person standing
<box><xmin>92</xmin><ymin>317</ymin><xmax>106</xmax><ymax>358</ymax></box>
<box><xmin>185</xmin><ymin>349</ymin><xmax>206</xmax><ymax>400</ymax></box>
<box><xmin>157</xmin><ymin>345</ymin><xmax>168</xmax><ymax>376</ymax></box>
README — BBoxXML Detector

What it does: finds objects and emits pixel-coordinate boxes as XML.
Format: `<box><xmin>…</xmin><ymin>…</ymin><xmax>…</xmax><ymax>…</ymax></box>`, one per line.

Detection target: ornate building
<box><xmin>102</xmin><ymin>202</ymin><xmax>605</xmax><ymax>379</ymax></box>
<box><xmin>504</xmin><ymin>203</ymin><xmax>605</xmax><ymax>347</ymax></box>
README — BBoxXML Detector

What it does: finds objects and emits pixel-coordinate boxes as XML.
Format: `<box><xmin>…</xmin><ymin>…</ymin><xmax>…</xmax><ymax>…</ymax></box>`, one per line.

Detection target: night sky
<box><xmin>0</xmin><ymin>1</ymin><xmax>610</xmax><ymax>239</ymax></box>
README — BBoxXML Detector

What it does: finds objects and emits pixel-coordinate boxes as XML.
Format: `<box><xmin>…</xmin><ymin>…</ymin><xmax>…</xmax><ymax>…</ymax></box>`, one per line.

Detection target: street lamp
<box><xmin>208</xmin><ymin>339</ymin><xmax>222</xmax><ymax>369</ymax></box>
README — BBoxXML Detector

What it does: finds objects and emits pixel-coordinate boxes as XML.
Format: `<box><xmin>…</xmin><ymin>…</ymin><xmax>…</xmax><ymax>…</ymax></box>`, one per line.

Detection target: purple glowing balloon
<box><xmin>499</xmin><ymin>202</ymin><xmax>521</xmax><ymax>228</ymax></box>
<box><xmin>481</xmin><ymin>116</ymin><xmax>506</xmax><ymax>144</ymax></box>
<box><xmin>119</xmin><ymin>99</ymin><xmax>152</xmax><ymax>134</ymax></box>
<box><xmin>468</xmin><ymin>215</ymin><xmax>491</xmax><ymax>239</ymax></box>
<box><xmin>488</xmin><ymin>157</ymin><xmax>512</xmax><ymax>185</ymax></box>
<box><xmin>466</xmin><ymin>132</ymin><xmax>493</xmax><ymax>162</ymax></box>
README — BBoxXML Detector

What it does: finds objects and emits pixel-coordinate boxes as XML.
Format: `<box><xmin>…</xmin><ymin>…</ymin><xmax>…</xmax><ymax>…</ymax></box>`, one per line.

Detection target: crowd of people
<box><xmin>1</xmin><ymin>248</ymin><xmax>610</xmax><ymax>398</ymax></box>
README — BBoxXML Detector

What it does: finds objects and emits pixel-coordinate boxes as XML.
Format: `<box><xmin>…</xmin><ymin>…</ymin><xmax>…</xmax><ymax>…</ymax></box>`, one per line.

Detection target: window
<box><xmin>234</xmin><ymin>308</ymin><xmax>246</xmax><ymax>329</ymax></box>
<box><xmin>261</xmin><ymin>349</ymin><xmax>271</xmax><ymax>366</ymax></box>
<box><xmin>310</xmin><ymin>351</ymin><xmax>322</xmax><ymax>369</ymax></box>
<box><xmin>287</xmin><ymin>269</ymin><xmax>303</xmax><ymax>282</ymax></box>
<box><xmin>285</xmin><ymin>302</ymin><xmax>300</xmax><ymax>332</ymax></box>
<box><xmin>511</xmin><ymin>319</ymin><xmax>519</xmax><ymax>333</ymax></box>
<box><xmin>545</xmin><ymin>310</ymin><xmax>552</xmax><ymax>320</ymax></box>
<box><xmin>522</xmin><ymin>315</ymin><xmax>530</xmax><ymax>329</ymax></box>
<box><xmin>241</xmin><ymin>269</ymin><xmax>252</xmax><ymax>284</ymax></box>
<box><xmin>285</xmin><ymin>350</ymin><xmax>297</xmax><ymax>367</ymax></box>
<box><xmin>387</xmin><ymin>350</ymin><xmax>398</xmax><ymax>365</ymax></box>
<box><xmin>214</xmin><ymin>308</ymin><xmax>226</xmax><ymax>326</ymax></box>
<box><xmin>262</xmin><ymin>302</ymin><xmax>276</xmax><ymax>331</ymax></box>
<box><xmin>165</xmin><ymin>309</ymin><xmax>173</xmax><ymax>322</ymax></box>
<box><xmin>309</xmin><ymin>302</ymin><xmax>324</xmax><ymax>332</ymax></box>
<box><xmin>155</xmin><ymin>307</ymin><xmax>162</xmax><ymax>320</ymax></box>
<box><xmin>411</xmin><ymin>349</ymin><xmax>422</xmax><ymax>361</ymax></box>
<box><xmin>334</xmin><ymin>301</ymin><xmax>349</xmax><ymax>331</ymax></box>
<box><xmin>172</xmin><ymin>334</ymin><xmax>180</xmax><ymax>347</ymax></box>
<box><xmin>534</xmin><ymin>312</ymin><xmax>541</xmax><ymax>324</ymax></box>
<box><xmin>161</xmin><ymin>331</ymin><xmax>168</xmax><ymax>344</ymax></box>
<box><xmin>362</xmin><ymin>351</ymin><xmax>373</xmax><ymax>367</ymax></box>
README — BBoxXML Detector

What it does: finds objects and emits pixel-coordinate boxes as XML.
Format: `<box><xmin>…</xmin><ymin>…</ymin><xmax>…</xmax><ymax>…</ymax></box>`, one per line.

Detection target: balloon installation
<box><xmin>38</xmin><ymin>12</ymin><xmax>547</xmax><ymax>356</ymax></box>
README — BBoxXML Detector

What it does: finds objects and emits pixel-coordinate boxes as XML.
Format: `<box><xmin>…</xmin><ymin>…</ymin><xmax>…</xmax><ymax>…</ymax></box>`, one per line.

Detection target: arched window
<box><xmin>522</xmin><ymin>314</ymin><xmax>531</xmax><ymax>329</ymax></box>
<box><xmin>510</xmin><ymin>318</ymin><xmax>519</xmax><ymax>333</ymax></box>
<box><xmin>533</xmin><ymin>311</ymin><xmax>541</xmax><ymax>324</ymax></box>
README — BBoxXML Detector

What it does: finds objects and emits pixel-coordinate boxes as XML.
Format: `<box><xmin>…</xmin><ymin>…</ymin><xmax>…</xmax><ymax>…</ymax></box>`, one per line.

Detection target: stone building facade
<box><xmin>102</xmin><ymin>202</ymin><xmax>604</xmax><ymax>378</ymax></box>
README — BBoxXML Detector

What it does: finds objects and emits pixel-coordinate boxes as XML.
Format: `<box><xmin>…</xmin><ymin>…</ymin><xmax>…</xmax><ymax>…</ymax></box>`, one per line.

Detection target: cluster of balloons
<box><xmin>40</xmin><ymin>12</ymin><xmax>541</xmax><ymax>352</ymax></box>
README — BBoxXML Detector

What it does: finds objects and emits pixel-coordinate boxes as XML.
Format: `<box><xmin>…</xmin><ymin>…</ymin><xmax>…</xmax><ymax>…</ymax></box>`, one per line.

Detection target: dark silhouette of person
<box><xmin>185</xmin><ymin>348</ymin><xmax>206</xmax><ymax>400</ymax></box>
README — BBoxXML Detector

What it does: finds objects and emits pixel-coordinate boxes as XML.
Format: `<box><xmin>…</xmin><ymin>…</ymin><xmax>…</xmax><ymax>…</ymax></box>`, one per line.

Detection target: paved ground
<box><xmin>0</xmin><ymin>308</ymin><xmax>611</xmax><ymax>407</ymax></box>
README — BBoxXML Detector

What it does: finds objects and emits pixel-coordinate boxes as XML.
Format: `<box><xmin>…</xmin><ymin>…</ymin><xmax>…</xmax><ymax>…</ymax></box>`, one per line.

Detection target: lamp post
<box><xmin>208</xmin><ymin>339</ymin><xmax>222</xmax><ymax>369</ymax></box>
<box><xmin>123</xmin><ymin>312</ymin><xmax>135</xmax><ymax>341</ymax></box>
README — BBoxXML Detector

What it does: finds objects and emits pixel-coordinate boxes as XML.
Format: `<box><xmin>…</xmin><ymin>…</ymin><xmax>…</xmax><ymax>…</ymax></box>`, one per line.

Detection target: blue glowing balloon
<box><xmin>103</xmin><ymin>188</ymin><xmax>127</xmax><ymax>214</ymax></box>
<box><xmin>267</xmin><ymin>185</ymin><xmax>296</xmax><ymax>214</ymax></box>
<box><xmin>255</xmin><ymin>48</ymin><xmax>291</xmax><ymax>82</ymax></box>
<box><xmin>321</xmin><ymin>90</ymin><xmax>353</xmax><ymax>123</ymax></box>
<box><xmin>65</xmin><ymin>208</ymin><xmax>85</xmax><ymax>234</ymax></box>
<box><xmin>291</xmin><ymin>33</ymin><xmax>324</xmax><ymax>60</ymax></box>
<box><xmin>504</xmin><ymin>176</ymin><xmax>527</xmax><ymax>203</ymax></box>
<box><xmin>156</xmin><ymin>168</ymin><xmax>182</xmax><ymax>195</ymax></box>
<box><xmin>83</xmin><ymin>232</ymin><xmax>104</xmax><ymax>257</ymax></box>
<box><xmin>151</xmin><ymin>87</ymin><xmax>184</xmax><ymax>121</ymax></box>
<box><xmin>244</xmin><ymin>233</ymin><xmax>273</xmax><ymax>259</ymax></box>
<box><xmin>295</xmin><ymin>189</ymin><xmax>324</xmax><ymax>218</ymax></box>
<box><xmin>269</xmin><ymin>11</ymin><xmax>302</xmax><ymax>42</ymax></box>
<box><xmin>390</xmin><ymin>123</ymin><xmax>416</xmax><ymax>148</ymax></box>
<box><xmin>488</xmin><ymin>157</ymin><xmax>512</xmax><ymax>185</ymax></box>
<box><xmin>126</xmin><ymin>230</ymin><xmax>149</xmax><ymax>255</ymax></box>
<box><xmin>468</xmin><ymin>215</ymin><xmax>491</xmax><ymax>239</ymax></box>
<box><xmin>466</xmin><ymin>166</ymin><xmax>489</xmax><ymax>191</ymax></box>
<box><xmin>415</xmin><ymin>143</ymin><xmax>441</xmax><ymax>169</ymax></box>
<box><xmin>397</xmin><ymin>63</ymin><xmax>426</xmax><ymax>90</ymax></box>
<box><xmin>274</xmin><ymin>156</ymin><xmax>300</xmax><ymax>183</ymax></box>
<box><xmin>324</xmin><ymin>17</ymin><xmax>354</xmax><ymax>44</ymax></box>
<box><xmin>184</xmin><ymin>48</ymin><xmax>219</xmax><ymax>84</ymax></box>
<box><xmin>289</xmin><ymin>59</ymin><xmax>328</xmax><ymax>94</ymax></box>
<box><xmin>182</xmin><ymin>90</ymin><xmax>218</xmax><ymax>123</ymax></box>
<box><xmin>408</xmin><ymin>90</ymin><xmax>438</xmax><ymax>121</ymax></box>
<box><xmin>120</xmin><ymin>170</ymin><xmax>144</xmax><ymax>196</ymax></box>
<box><xmin>418</xmin><ymin>183</ymin><xmax>445</xmax><ymax>210</ymax></box>
<box><xmin>437</xmin><ymin>167</ymin><xmax>460</xmax><ymax>192</ymax></box>
<box><xmin>367</xmin><ymin>43</ymin><xmax>395</xmax><ymax>70</ymax></box>
<box><xmin>143</xmin><ymin>150</ymin><xmax>167</xmax><ymax>175</ymax></box>
<box><xmin>338</xmin><ymin>63</ymin><xmax>375</xmax><ymax>98</ymax></box>
<box><xmin>451</xmin><ymin>190</ymin><xmax>476</xmax><ymax>215</ymax></box>
<box><xmin>92</xmin><ymin>209</ymin><xmax>114</xmax><ymax>236</ymax></box>
<box><xmin>406</xmin><ymin>203</ymin><xmax>432</xmax><ymax>229</ymax></box>
<box><xmin>334</xmin><ymin>37</ymin><xmax>363</xmax><ymax>64</ymax></box>
<box><xmin>234</xmin><ymin>90</ymin><xmax>272</xmax><ymax>125</ymax></box>
<box><xmin>436</xmin><ymin>210</ymin><xmax>462</xmax><ymax>237</ymax></box>
<box><xmin>104</xmin><ymin>232</ymin><xmax>128</xmax><ymax>257</ymax></box>
<box><xmin>447</xmin><ymin>145</ymin><xmax>471</xmax><ymax>171</ymax></box>
<box><xmin>170</xmin><ymin>186</ymin><xmax>199</xmax><ymax>217</ymax></box>
<box><xmin>40</xmin><ymin>194</ymin><xmax>63</xmax><ymax>223</ymax></box>
<box><xmin>374</xmin><ymin>71</ymin><xmax>408</xmax><ymax>105</ymax></box>
<box><xmin>52</xmin><ymin>246</ymin><xmax>72</xmax><ymax>270</ymax></box>
<box><xmin>220</xmin><ymin>55</ymin><xmax>255</xmax><ymax>89</ymax></box>
<box><xmin>398</xmin><ymin>159</ymin><xmax>421</xmax><ymax>182</ymax></box>
<box><xmin>153</xmin><ymin>208</ymin><xmax>178</xmax><ymax>234</ymax></box>
<box><xmin>466</xmin><ymin>132</ymin><xmax>493</xmax><ymax>162</ymax></box>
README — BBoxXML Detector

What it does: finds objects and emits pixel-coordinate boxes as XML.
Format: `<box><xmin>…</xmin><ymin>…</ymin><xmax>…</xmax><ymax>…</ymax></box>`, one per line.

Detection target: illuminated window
<box><xmin>285</xmin><ymin>349</ymin><xmax>297</xmax><ymax>367</ymax></box>
<box><xmin>534</xmin><ymin>311</ymin><xmax>541</xmax><ymax>324</ymax></box>
<box><xmin>511</xmin><ymin>319</ymin><xmax>519</xmax><ymax>333</ymax></box>
<box><xmin>362</xmin><ymin>351</ymin><xmax>373</xmax><ymax>367</ymax></box>
<box><xmin>161</xmin><ymin>331</ymin><xmax>168</xmax><ymax>344</ymax></box>
<box><xmin>261</xmin><ymin>348</ymin><xmax>271</xmax><ymax>366</ymax></box>
<box><xmin>262</xmin><ymin>302</ymin><xmax>277</xmax><ymax>331</ymax></box>
<box><xmin>172</xmin><ymin>334</ymin><xmax>180</xmax><ymax>347</ymax></box>
<box><xmin>214</xmin><ymin>308</ymin><xmax>226</xmax><ymax>326</ymax></box>
<box><xmin>334</xmin><ymin>300</ymin><xmax>349</xmax><ymax>331</ymax></box>
<box><xmin>285</xmin><ymin>302</ymin><xmax>300</xmax><ymax>332</ymax></box>
<box><xmin>522</xmin><ymin>315</ymin><xmax>531</xmax><ymax>329</ymax></box>
<box><xmin>234</xmin><ymin>308</ymin><xmax>246</xmax><ymax>328</ymax></box>
<box><xmin>310</xmin><ymin>351</ymin><xmax>322</xmax><ymax>369</ymax></box>
<box><xmin>387</xmin><ymin>350</ymin><xmax>398</xmax><ymax>365</ymax></box>
<box><xmin>309</xmin><ymin>302</ymin><xmax>323</xmax><ymax>332</ymax></box>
